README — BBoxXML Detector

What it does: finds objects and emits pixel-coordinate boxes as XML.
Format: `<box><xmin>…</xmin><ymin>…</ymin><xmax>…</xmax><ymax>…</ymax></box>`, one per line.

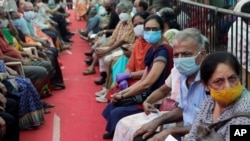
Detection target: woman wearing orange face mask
<box><xmin>186</xmin><ymin>52</ymin><xmax>250</xmax><ymax>141</ymax></box>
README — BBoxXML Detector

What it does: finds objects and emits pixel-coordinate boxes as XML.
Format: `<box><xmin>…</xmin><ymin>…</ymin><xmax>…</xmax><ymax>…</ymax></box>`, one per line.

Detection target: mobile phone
<box><xmin>120</xmin><ymin>46</ymin><xmax>128</xmax><ymax>51</ymax></box>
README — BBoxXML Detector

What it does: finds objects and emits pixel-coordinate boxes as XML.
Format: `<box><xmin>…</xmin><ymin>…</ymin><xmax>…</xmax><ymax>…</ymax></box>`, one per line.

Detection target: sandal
<box><xmin>43</xmin><ymin>102</ymin><xmax>55</xmax><ymax>108</ymax></box>
<box><xmin>83</xmin><ymin>68</ymin><xmax>96</xmax><ymax>75</ymax></box>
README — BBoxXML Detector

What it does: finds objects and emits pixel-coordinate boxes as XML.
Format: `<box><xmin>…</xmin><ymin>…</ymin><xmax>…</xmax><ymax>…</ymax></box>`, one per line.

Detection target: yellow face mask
<box><xmin>210</xmin><ymin>82</ymin><xmax>243</xmax><ymax>106</ymax></box>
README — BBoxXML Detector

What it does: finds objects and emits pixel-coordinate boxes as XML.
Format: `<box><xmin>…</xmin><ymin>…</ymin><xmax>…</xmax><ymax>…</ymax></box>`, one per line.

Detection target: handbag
<box><xmin>196</xmin><ymin>112</ymin><xmax>250</xmax><ymax>141</ymax></box>
<box><xmin>115</xmin><ymin>90</ymin><xmax>149</xmax><ymax>106</ymax></box>
<box><xmin>159</xmin><ymin>98</ymin><xmax>179</xmax><ymax>111</ymax></box>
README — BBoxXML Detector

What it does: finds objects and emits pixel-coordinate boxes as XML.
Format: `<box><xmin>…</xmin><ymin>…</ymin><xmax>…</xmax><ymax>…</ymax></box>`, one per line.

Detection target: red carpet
<box><xmin>20</xmin><ymin>10</ymin><xmax>111</xmax><ymax>141</ymax></box>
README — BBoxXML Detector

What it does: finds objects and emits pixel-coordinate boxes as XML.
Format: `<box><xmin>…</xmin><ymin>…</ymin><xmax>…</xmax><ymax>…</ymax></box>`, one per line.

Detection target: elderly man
<box><xmin>83</xmin><ymin>1</ymin><xmax>135</xmax><ymax>86</ymax></box>
<box><xmin>10</xmin><ymin>2</ymin><xmax>66</xmax><ymax>90</ymax></box>
<box><xmin>133</xmin><ymin>28</ymin><xmax>208</xmax><ymax>141</ymax></box>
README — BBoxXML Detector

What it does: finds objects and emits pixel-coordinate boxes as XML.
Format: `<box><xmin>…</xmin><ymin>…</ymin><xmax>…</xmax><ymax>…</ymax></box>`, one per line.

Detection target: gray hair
<box><xmin>202</xmin><ymin>35</ymin><xmax>210</xmax><ymax>53</ymax></box>
<box><xmin>173</xmin><ymin>28</ymin><xmax>205</xmax><ymax>50</ymax></box>
<box><xmin>116</xmin><ymin>1</ymin><xmax>130</xmax><ymax>12</ymax></box>
<box><xmin>21</xmin><ymin>2</ymin><xmax>33</xmax><ymax>10</ymax></box>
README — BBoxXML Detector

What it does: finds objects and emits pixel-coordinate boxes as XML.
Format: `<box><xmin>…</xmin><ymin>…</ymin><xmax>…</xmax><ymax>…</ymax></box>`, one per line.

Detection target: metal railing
<box><xmin>175</xmin><ymin>0</ymin><xmax>250</xmax><ymax>89</ymax></box>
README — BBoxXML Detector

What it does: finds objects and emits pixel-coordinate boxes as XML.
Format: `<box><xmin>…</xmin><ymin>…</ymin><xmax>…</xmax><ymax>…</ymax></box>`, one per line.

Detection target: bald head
<box><xmin>21</xmin><ymin>2</ymin><xmax>34</xmax><ymax>11</ymax></box>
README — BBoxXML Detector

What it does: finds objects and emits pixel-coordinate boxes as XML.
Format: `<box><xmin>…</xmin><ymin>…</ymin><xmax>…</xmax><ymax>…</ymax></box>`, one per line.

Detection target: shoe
<box><xmin>95</xmin><ymin>87</ymin><xmax>107</xmax><ymax>97</ymax></box>
<box><xmin>83</xmin><ymin>68</ymin><xmax>96</xmax><ymax>75</ymax></box>
<box><xmin>96</xmin><ymin>95</ymin><xmax>108</xmax><ymax>103</ymax></box>
<box><xmin>94</xmin><ymin>77</ymin><xmax>106</xmax><ymax>85</ymax></box>
<box><xmin>67</xmin><ymin>32</ymin><xmax>75</xmax><ymax>36</ymax></box>
<box><xmin>85</xmin><ymin>58</ymin><xmax>93</xmax><ymax>66</ymax></box>
<box><xmin>84</xmin><ymin>50</ymin><xmax>94</xmax><ymax>57</ymax></box>
<box><xmin>42</xmin><ymin>102</ymin><xmax>55</xmax><ymax>108</ymax></box>
<box><xmin>63</xmin><ymin>38</ymin><xmax>73</xmax><ymax>43</ymax></box>
<box><xmin>78</xmin><ymin>29</ymin><xmax>85</xmax><ymax>35</ymax></box>
<box><xmin>102</xmin><ymin>133</ymin><xmax>113</xmax><ymax>139</ymax></box>
<box><xmin>80</xmin><ymin>34</ymin><xmax>88</xmax><ymax>40</ymax></box>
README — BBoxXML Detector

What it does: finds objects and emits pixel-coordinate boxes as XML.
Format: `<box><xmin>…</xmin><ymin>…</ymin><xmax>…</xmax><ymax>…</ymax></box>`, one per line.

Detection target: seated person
<box><xmin>113</xmin><ymin>67</ymin><xmax>180</xmax><ymax>141</ymax></box>
<box><xmin>95</xmin><ymin>11</ymin><xmax>151</xmax><ymax>102</ymax></box>
<box><xmin>10</xmin><ymin>5</ymin><xmax>66</xmax><ymax>90</ymax></box>
<box><xmin>186</xmin><ymin>52</ymin><xmax>250</xmax><ymax>140</ymax></box>
<box><xmin>0</xmin><ymin>30</ymin><xmax>54</xmax><ymax>96</ymax></box>
<box><xmin>133</xmin><ymin>28</ymin><xmax>207</xmax><ymax>141</ymax></box>
<box><xmin>83</xmin><ymin>1</ymin><xmax>135</xmax><ymax>86</ymax></box>
<box><xmin>0</xmin><ymin>61</ymin><xmax>45</xmax><ymax>130</ymax></box>
<box><xmin>0</xmin><ymin>97</ymin><xmax>19</xmax><ymax>141</ymax></box>
<box><xmin>101</xmin><ymin>15</ymin><xmax>173</xmax><ymax>139</ymax></box>
<box><xmin>78</xmin><ymin>1</ymin><xmax>107</xmax><ymax>40</ymax></box>
<box><xmin>83</xmin><ymin>0</ymin><xmax>120</xmax><ymax>63</ymax></box>
<box><xmin>113</xmin><ymin>33</ymin><xmax>211</xmax><ymax>141</ymax></box>
<box><xmin>32</xmin><ymin>0</ymin><xmax>74</xmax><ymax>42</ymax></box>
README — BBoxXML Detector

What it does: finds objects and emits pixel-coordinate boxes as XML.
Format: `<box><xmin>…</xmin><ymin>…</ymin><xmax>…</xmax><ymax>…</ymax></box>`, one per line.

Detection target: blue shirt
<box><xmin>19</xmin><ymin>17</ymin><xmax>35</xmax><ymax>37</ymax></box>
<box><xmin>178</xmin><ymin>71</ymin><xmax>207</xmax><ymax>126</ymax></box>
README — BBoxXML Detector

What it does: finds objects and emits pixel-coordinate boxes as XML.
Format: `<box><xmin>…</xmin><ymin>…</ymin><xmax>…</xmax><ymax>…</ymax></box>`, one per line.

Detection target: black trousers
<box><xmin>0</xmin><ymin>98</ymin><xmax>19</xmax><ymax>141</ymax></box>
<box><xmin>51</xmin><ymin>14</ymin><xmax>70</xmax><ymax>37</ymax></box>
<box><xmin>46</xmin><ymin>47</ymin><xmax>64</xmax><ymax>85</ymax></box>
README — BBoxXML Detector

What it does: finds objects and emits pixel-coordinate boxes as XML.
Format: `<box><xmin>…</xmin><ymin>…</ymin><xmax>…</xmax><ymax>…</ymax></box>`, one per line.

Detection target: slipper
<box><xmin>43</xmin><ymin>102</ymin><xmax>55</xmax><ymax>108</ymax></box>
<box><xmin>83</xmin><ymin>68</ymin><xmax>96</xmax><ymax>75</ymax></box>
<box><xmin>44</xmin><ymin>108</ymin><xmax>51</xmax><ymax>114</ymax></box>
<box><xmin>52</xmin><ymin>85</ymin><xmax>65</xmax><ymax>90</ymax></box>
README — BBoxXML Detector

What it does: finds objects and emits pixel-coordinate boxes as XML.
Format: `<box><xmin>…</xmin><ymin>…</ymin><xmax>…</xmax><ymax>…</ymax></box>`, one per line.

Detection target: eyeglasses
<box><xmin>144</xmin><ymin>27</ymin><xmax>160</xmax><ymax>31</ymax></box>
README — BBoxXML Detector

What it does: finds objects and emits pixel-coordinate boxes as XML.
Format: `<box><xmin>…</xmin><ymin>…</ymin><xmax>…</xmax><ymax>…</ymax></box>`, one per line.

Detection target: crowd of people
<box><xmin>0</xmin><ymin>0</ymin><xmax>249</xmax><ymax>141</ymax></box>
<box><xmin>0</xmin><ymin>0</ymin><xmax>74</xmax><ymax>140</ymax></box>
<box><xmin>79</xmin><ymin>0</ymin><xmax>250</xmax><ymax>141</ymax></box>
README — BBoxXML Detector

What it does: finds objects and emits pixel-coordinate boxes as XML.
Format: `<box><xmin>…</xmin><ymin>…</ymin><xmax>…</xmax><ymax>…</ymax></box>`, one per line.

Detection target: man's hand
<box><xmin>0</xmin><ymin>117</ymin><xmax>6</xmax><ymax>138</ymax></box>
<box><xmin>0</xmin><ymin>73</ymin><xmax>8</xmax><ymax>80</ymax></box>
<box><xmin>110</xmin><ymin>93</ymin><xmax>122</xmax><ymax>103</ymax></box>
<box><xmin>0</xmin><ymin>93</ymin><xmax>6</xmax><ymax>108</ymax></box>
<box><xmin>0</xmin><ymin>83</ymin><xmax>7</xmax><ymax>96</ymax></box>
<box><xmin>134</xmin><ymin>120</ymin><xmax>159</xmax><ymax>139</ymax></box>
<box><xmin>20</xmin><ymin>59</ymin><xmax>31</xmax><ymax>66</ymax></box>
<box><xmin>143</xmin><ymin>101</ymin><xmax>155</xmax><ymax>115</ymax></box>
<box><xmin>148</xmin><ymin>129</ymin><xmax>173</xmax><ymax>141</ymax></box>
<box><xmin>28</xmin><ymin>54</ymin><xmax>43</xmax><ymax>61</ymax></box>
<box><xmin>95</xmin><ymin>48</ymin><xmax>109</xmax><ymax>58</ymax></box>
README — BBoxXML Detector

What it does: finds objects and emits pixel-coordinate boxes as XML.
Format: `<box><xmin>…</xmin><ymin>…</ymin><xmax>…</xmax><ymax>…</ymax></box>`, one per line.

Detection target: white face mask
<box><xmin>119</xmin><ymin>13</ymin><xmax>129</xmax><ymax>22</ymax></box>
<box><xmin>0</xmin><ymin>19</ymin><xmax>9</xmax><ymax>28</ymax></box>
<box><xmin>133</xmin><ymin>24</ymin><xmax>144</xmax><ymax>37</ymax></box>
<box><xmin>23</xmin><ymin>11</ymin><xmax>35</xmax><ymax>21</ymax></box>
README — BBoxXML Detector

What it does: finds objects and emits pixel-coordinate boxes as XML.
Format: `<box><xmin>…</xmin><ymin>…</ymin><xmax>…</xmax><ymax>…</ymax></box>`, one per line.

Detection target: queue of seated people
<box><xmin>0</xmin><ymin>0</ymin><xmax>75</xmax><ymax>140</ymax></box>
<box><xmin>80</xmin><ymin>0</ymin><xmax>250</xmax><ymax>140</ymax></box>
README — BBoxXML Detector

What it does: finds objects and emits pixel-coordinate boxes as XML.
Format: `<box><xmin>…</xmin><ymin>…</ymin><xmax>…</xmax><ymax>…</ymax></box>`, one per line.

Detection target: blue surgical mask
<box><xmin>174</xmin><ymin>53</ymin><xmax>200</xmax><ymax>76</ymax></box>
<box><xmin>12</xmin><ymin>19</ymin><xmax>21</xmax><ymax>29</ymax></box>
<box><xmin>143</xmin><ymin>31</ymin><xmax>161</xmax><ymax>44</ymax></box>
<box><xmin>23</xmin><ymin>11</ymin><xmax>35</xmax><ymax>21</ymax></box>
